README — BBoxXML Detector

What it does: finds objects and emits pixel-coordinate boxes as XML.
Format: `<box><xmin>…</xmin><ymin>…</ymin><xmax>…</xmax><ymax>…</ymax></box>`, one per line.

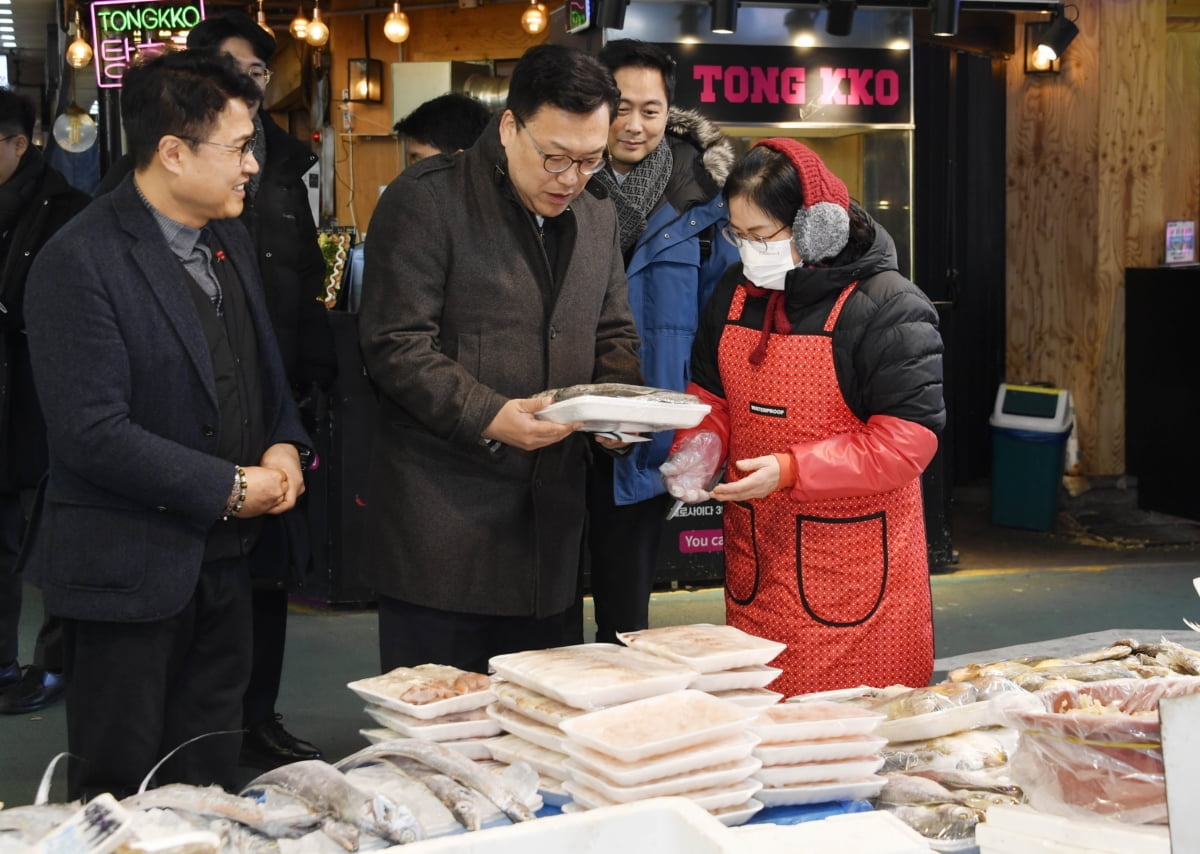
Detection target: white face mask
<box><xmin>740</xmin><ymin>237</ymin><xmax>797</xmax><ymax>291</ymax></box>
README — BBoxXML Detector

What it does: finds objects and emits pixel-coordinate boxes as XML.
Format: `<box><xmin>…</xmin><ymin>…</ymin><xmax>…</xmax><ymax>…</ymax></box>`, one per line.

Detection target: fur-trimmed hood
<box><xmin>667</xmin><ymin>106</ymin><xmax>735</xmax><ymax>188</ymax></box>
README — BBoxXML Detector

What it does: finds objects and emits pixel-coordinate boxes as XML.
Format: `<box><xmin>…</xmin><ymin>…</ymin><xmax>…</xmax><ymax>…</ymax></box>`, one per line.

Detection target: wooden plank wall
<box><xmin>323</xmin><ymin>2</ymin><xmax>558</xmax><ymax>235</ymax></box>
<box><xmin>1005</xmin><ymin>0</ymin><xmax>1200</xmax><ymax>475</ymax></box>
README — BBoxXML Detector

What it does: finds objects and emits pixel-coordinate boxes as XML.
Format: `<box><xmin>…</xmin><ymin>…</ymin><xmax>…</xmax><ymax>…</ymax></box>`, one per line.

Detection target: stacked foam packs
<box><xmin>748</xmin><ymin>700</ymin><xmax>888</xmax><ymax>807</ymax></box>
<box><xmin>559</xmin><ymin>689</ymin><xmax>765</xmax><ymax>826</ymax></box>
<box><xmin>347</xmin><ymin>663</ymin><xmax>500</xmax><ymax>760</ymax></box>
<box><xmin>617</xmin><ymin>624</ymin><xmax>787</xmax><ymax>710</ymax></box>
<box><xmin>485</xmin><ymin>644</ymin><xmax>699</xmax><ymax>805</ymax></box>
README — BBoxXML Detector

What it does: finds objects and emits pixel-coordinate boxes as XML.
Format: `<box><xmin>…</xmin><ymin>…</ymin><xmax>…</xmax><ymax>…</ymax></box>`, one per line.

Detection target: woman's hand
<box><xmin>710</xmin><ymin>455</ymin><xmax>781</xmax><ymax>502</ymax></box>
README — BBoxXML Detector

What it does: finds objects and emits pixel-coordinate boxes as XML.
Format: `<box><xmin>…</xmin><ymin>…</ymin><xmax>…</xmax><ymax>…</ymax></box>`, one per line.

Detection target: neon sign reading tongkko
<box><xmin>90</xmin><ymin>0</ymin><xmax>206</xmax><ymax>89</ymax></box>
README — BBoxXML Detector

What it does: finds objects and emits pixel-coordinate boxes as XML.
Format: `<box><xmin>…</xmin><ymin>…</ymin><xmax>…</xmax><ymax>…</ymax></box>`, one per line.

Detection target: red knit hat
<box><xmin>754</xmin><ymin>138</ymin><xmax>850</xmax><ymax>262</ymax></box>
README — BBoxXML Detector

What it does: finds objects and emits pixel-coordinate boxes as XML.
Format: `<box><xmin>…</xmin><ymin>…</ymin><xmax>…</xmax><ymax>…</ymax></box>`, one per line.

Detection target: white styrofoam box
<box><xmin>397</xmin><ymin>796</ymin><xmax>736</xmax><ymax>853</ymax></box>
<box><xmin>729</xmin><ymin>809</ymin><xmax>932</xmax><ymax>854</ymax></box>
<box><xmin>876</xmin><ymin>701</ymin><xmax>995</xmax><ymax>743</ymax></box>
<box><xmin>976</xmin><ymin>805</ymin><xmax>1170</xmax><ymax>854</ymax></box>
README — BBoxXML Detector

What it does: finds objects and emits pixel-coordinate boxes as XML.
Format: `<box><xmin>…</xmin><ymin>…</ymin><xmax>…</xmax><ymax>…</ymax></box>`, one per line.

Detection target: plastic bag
<box><xmin>659</xmin><ymin>431</ymin><xmax>722</xmax><ymax>503</ymax></box>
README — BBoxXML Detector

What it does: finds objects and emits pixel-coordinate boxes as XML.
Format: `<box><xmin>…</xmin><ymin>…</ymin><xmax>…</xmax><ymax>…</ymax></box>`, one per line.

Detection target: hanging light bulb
<box><xmin>289</xmin><ymin>5</ymin><xmax>310</xmax><ymax>40</ymax></box>
<box><xmin>65</xmin><ymin>9</ymin><xmax>93</xmax><ymax>69</ymax></box>
<box><xmin>305</xmin><ymin>1</ymin><xmax>330</xmax><ymax>47</ymax></box>
<box><xmin>520</xmin><ymin>0</ymin><xmax>548</xmax><ymax>35</ymax></box>
<box><xmin>256</xmin><ymin>0</ymin><xmax>274</xmax><ymax>36</ymax></box>
<box><xmin>384</xmin><ymin>2</ymin><xmax>410</xmax><ymax>43</ymax></box>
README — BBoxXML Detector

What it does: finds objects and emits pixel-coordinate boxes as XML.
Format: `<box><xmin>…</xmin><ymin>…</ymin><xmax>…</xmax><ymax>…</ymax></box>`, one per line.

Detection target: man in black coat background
<box><xmin>0</xmin><ymin>87</ymin><xmax>90</xmax><ymax>714</ymax></box>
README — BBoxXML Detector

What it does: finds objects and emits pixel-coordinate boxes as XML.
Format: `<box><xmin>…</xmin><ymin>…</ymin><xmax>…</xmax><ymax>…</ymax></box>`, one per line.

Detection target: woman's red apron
<box><xmin>718</xmin><ymin>283</ymin><xmax>933</xmax><ymax>696</ymax></box>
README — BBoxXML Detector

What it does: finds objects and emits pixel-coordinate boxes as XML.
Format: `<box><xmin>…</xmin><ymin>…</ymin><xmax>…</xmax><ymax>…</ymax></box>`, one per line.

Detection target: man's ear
<box><xmin>12</xmin><ymin>134</ymin><xmax>28</xmax><ymax>157</ymax></box>
<box><xmin>156</xmin><ymin>135</ymin><xmax>189</xmax><ymax>175</ymax></box>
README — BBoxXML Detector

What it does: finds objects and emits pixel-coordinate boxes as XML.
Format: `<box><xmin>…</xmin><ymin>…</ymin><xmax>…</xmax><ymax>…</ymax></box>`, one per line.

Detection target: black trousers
<box><xmin>378</xmin><ymin>595</ymin><xmax>570</xmax><ymax>675</ymax></box>
<box><xmin>584</xmin><ymin>452</ymin><xmax>669</xmax><ymax>644</ymax></box>
<box><xmin>242</xmin><ymin>586</ymin><xmax>287</xmax><ymax>729</ymax></box>
<box><xmin>63</xmin><ymin>557</ymin><xmax>253</xmax><ymax>800</ymax></box>
<box><xmin>0</xmin><ymin>490</ymin><xmax>62</xmax><ymax>670</ymax></box>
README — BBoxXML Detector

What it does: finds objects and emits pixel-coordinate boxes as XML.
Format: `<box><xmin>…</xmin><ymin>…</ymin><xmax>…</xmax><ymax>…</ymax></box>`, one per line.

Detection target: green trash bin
<box><xmin>989</xmin><ymin>384</ymin><xmax>1073</xmax><ymax>531</ymax></box>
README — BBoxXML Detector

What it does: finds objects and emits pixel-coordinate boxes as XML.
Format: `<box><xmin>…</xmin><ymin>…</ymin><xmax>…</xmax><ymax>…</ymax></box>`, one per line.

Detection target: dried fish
<box><xmin>884</xmin><ymin>803</ymin><xmax>985</xmax><ymax>841</ymax></box>
<box><xmin>122</xmin><ymin>784</ymin><xmax>324</xmax><ymax>839</ymax></box>
<box><xmin>337</xmin><ymin>739</ymin><xmax>535</xmax><ymax>824</ymax></box>
<box><xmin>241</xmin><ymin>760</ymin><xmax>423</xmax><ymax>846</ymax></box>
<box><xmin>875</xmin><ymin>773</ymin><xmax>965</xmax><ymax>806</ymax></box>
<box><xmin>379</xmin><ymin>756</ymin><xmax>482</xmax><ymax>832</ymax></box>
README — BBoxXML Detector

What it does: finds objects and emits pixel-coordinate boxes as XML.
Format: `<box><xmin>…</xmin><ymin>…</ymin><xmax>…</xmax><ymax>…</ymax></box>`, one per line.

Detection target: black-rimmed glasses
<box><xmin>721</xmin><ymin>221</ymin><xmax>790</xmax><ymax>253</ymax></box>
<box><xmin>520</xmin><ymin>124</ymin><xmax>607</xmax><ymax>176</ymax></box>
<box><xmin>181</xmin><ymin>134</ymin><xmax>258</xmax><ymax>161</ymax></box>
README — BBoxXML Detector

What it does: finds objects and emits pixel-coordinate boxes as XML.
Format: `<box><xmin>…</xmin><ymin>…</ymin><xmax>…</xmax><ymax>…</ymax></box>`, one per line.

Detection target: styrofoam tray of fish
<box><xmin>492</xmin><ymin>680</ymin><xmax>586</xmax><ymax>727</ymax></box>
<box><xmin>711</xmin><ymin>797</ymin><xmax>764</xmax><ymax>827</ymax></box>
<box><xmin>750</xmin><ymin>701</ymin><xmax>885</xmax><ymax>744</ymax></box>
<box><xmin>754</xmin><ymin>755</ymin><xmax>885</xmax><ymax>787</ymax></box>
<box><xmin>363</xmin><ymin>703</ymin><xmax>503</xmax><ymax>741</ymax></box>
<box><xmin>359</xmin><ymin>727</ymin><xmax>497</xmax><ymax>761</ymax></box>
<box><xmin>876</xmin><ymin>700</ymin><xmax>995</xmax><ymax>743</ymax></box>
<box><xmin>691</xmin><ymin>666</ymin><xmax>783</xmax><ymax>693</ymax></box>
<box><xmin>563</xmin><ymin>755</ymin><xmax>761</xmax><ymax>802</ymax></box>
<box><xmin>399</xmin><ymin>796</ymin><xmax>736</xmax><ymax>853</ymax></box>
<box><xmin>561</xmin><ymin>731</ymin><xmax>760</xmax><ymax>787</ymax></box>
<box><xmin>563</xmin><ymin>775</ymin><xmax>762</xmax><ymax>813</ymax></box>
<box><xmin>708</xmin><ymin>687</ymin><xmax>784</xmax><ymax>709</ymax></box>
<box><xmin>618</xmin><ymin>624</ymin><xmax>787</xmax><ymax>673</ymax></box>
<box><xmin>535</xmin><ymin>396</ymin><xmax>711</xmax><ymax>434</ymax></box>
<box><xmin>754</xmin><ymin>775</ymin><xmax>886</xmax><ymax>807</ymax></box>
<box><xmin>975</xmin><ymin>804</ymin><xmax>1170</xmax><ymax>854</ymax></box>
<box><xmin>558</xmin><ymin>690</ymin><xmax>758</xmax><ymax>762</ymax></box>
<box><xmin>487</xmin><ymin>734</ymin><xmax>569</xmax><ymax>781</ymax></box>
<box><xmin>538</xmin><ymin>778</ymin><xmax>571</xmax><ymax>808</ymax></box>
<box><xmin>730</xmin><ymin>809</ymin><xmax>934</xmax><ymax>854</ymax></box>
<box><xmin>485</xmin><ymin>703</ymin><xmax>567</xmax><ymax>754</ymax></box>
<box><xmin>347</xmin><ymin>665</ymin><xmax>495</xmax><ymax>720</ymax></box>
<box><xmin>753</xmin><ymin>734</ymin><xmax>887</xmax><ymax>765</ymax></box>
<box><xmin>488</xmin><ymin>644</ymin><xmax>698</xmax><ymax>710</ymax></box>
<box><xmin>786</xmin><ymin>684</ymin><xmax>905</xmax><ymax>704</ymax></box>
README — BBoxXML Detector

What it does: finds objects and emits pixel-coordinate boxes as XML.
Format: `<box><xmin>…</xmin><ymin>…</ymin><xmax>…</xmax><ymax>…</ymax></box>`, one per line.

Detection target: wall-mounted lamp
<box><xmin>305</xmin><ymin>0</ymin><xmax>330</xmax><ymax>47</ymax></box>
<box><xmin>930</xmin><ymin>0</ymin><xmax>960</xmax><ymax>37</ymax></box>
<box><xmin>384</xmin><ymin>2</ymin><xmax>410</xmax><ymax>42</ymax></box>
<box><xmin>711</xmin><ymin>0</ymin><xmax>737</xmax><ymax>34</ymax></box>
<box><xmin>825</xmin><ymin>0</ymin><xmax>856</xmax><ymax>37</ymax></box>
<box><xmin>289</xmin><ymin>5</ymin><xmax>309</xmax><ymax>40</ymax></box>
<box><xmin>599</xmin><ymin>0</ymin><xmax>628</xmax><ymax>31</ymax></box>
<box><xmin>65</xmin><ymin>8</ymin><xmax>93</xmax><ymax>69</ymax></box>
<box><xmin>255</xmin><ymin>0</ymin><xmax>274</xmax><ymax>36</ymax></box>
<box><xmin>521</xmin><ymin>0</ymin><xmax>549</xmax><ymax>34</ymax></box>
<box><xmin>1025</xmin><ymin>6</ymin><xmax>1078</xmax><ymax>74</ymax></box>
<box><xmin>348</xmin><ymin>57</ymin><xmax>383</xmax><ymax>103</ymax></box>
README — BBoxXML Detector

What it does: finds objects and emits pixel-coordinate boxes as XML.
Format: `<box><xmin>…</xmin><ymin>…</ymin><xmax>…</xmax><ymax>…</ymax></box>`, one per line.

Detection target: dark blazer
<box><xmin>21</xmin><ymin>175</ymin><xmax>309</xmax><ymax>623</ymax></box>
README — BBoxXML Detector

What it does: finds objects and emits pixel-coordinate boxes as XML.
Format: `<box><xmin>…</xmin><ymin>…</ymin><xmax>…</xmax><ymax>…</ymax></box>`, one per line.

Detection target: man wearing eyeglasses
<box><xmin>359</xmin><ymin>44</ymin><xmax>641</xmax><ymax>675</ymax></box>
<box><xmin>23</xmin><ymin>51</ymin><xmax>311</xmax><ymax>800</ymax></box>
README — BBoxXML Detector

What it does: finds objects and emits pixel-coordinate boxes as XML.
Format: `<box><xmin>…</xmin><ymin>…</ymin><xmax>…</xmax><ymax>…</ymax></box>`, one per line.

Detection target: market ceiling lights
<box><xmin>305</xmin><ymin>0</ymin><xmax>330</xmax><ymax>47</ymax></box>
<box><xmin>64</xmin><ymin>7</ymin><xmax>92</xmax><ymax>69</ymax></box>
<box><xmin>1034</xmin><ymin>4</ymin><xmax>1079</xmax><ymax>65</ymax></box>
<box><xmin>711</xmin><ymin>0</ymin><xmax>737</xmax><ymax>35</ymax></box>
<box><xmin>289</xmin><ymin>5</ymin><xmax>309</xmax><ymax>40</ymax></box>
<box><xmin>384</xmin><ymin>2</ymin><xmax>411</xmax><ymax>43</ymax></box>
<box><xmin>930</xmin><ymin>0</ymin><xmax>960</xmax><ymax>37</ymax></box>
<box><xmin>521</xmin><ymin>0</ymin><xmax>549</xmax><ymax>34</ymax></box>
<box><xmin>824</xmin><ymin>0</ymin><xmax>856</xmax><ymax>37</ymax></box>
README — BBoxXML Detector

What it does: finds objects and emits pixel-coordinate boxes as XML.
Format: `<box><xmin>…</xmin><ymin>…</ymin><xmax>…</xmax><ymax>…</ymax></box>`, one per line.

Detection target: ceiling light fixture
<box><xmin>305</xmin><ymin>0</ymin><xmax>330</xmax><ymax>47</ymax></box>
<box><xmin>521</xmin><ymin>0</ymin><xmax>549</xmax><ymax>34</ymax></box>
<box><xmin>384</xmin><ymin>1</ymin><xmax>410</xmax><ymax>43</ymax></box>
<box><xmin>598</xmin><ymin>0</ymin><xmax>628</xmax><ymax>30</ymax></box>
<box><xmin>256</xmin><ymin>0</ymin><xmax>273</xmax><ymax>36</ymax></box>
<box><xmin>711</xmin><ymin>0</ymin><xmax>737</xmax><ymax>34</ymax></box>
<box><xmin>65</xmin><ymin>8</ymin><xmax>93</xmax><ymax>69</ymax></box>
<box><xmin>289</xmin><ymin>5</ymin><xmax>310</xmax><ymax>40</ymax></box>
<box><xmin>1034</xmin><ymin>4</ymin><xmax>1079</xmax><ymax>65</ymax></box>
<box><xmin>930</xmin><ymin>0</ymin><xmax>960</xmax><ymax>37</ymax></box>
<box><xmin>825</xmin><ymin>0</ymin><xmax>856</xmax><ymax>37</ymax></box>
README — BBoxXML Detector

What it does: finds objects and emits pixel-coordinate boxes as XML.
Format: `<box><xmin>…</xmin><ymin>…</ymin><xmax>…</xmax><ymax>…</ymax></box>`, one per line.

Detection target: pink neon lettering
<box><xmin>750</xmin><ymin>67</ymin><xmax>779</xmax><ymax>104</ymax></box>
<box><xmin>846</xmin><ymin>68</ymin><xmax>875</xmax><ymax>105</ymax></box>
<box><xmin>693</xmin><ymin>65</ymin><xmax>723</xmax><ymax>103</ymax></box>
<box><xmin>724</xmin><ymin>66</ymin><xmax>749</xmax><ymax>103</ymax></box>
<box><xmin>781</xmin><ymin>67</ymin><xmax>805</xmax><ymax>104</ymax></box>
<box><xmin>819</xmin><ymin>67</ymin><xmax>847</xmax><ymax>105</ymax></box>
<box><xmin>875</xmin><ymin>69</ymin><xmax>900</xmax><ymax>105</ymax></box>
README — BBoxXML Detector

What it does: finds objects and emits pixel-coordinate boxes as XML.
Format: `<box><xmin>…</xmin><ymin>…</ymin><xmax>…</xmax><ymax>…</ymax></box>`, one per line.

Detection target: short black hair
<box><xmin>393</xmin><ymin>93</ymin><xmax>491</xmax><ymax>154</ymax></box>
<box><xmin>597</xmin><ymin>39</ymin><xmax>676</xmax><ymax>105</ymax></box>
<box><xmin>0</xmin><ymin>87</ymin><xmax>34</xmax><ymax>139</ymax></box>
<box><xmin>187</xmin><ymin>12</ymin><xmax>276</xmax><ymax>63</ymax></box>
<box><xmin>506</xmin><ymin>44</ymin><xmax>619</xmax><ymax>126</ymax></box>
<box><xmin>122</xmin><ymin>51</ymin><xmax>264</xmax><ymax>169</ymax></box>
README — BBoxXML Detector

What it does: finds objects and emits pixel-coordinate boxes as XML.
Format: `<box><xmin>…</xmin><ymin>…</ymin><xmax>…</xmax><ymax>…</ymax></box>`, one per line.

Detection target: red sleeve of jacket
<box><xmin>783</xmin><ymin>414</ymin><xmax>938</xmax><ymax>502</ymax></box>
<box><xmin>670</xmin><ymin>382</ymin><xmax>731</xmax><ymax>458</ymax></box>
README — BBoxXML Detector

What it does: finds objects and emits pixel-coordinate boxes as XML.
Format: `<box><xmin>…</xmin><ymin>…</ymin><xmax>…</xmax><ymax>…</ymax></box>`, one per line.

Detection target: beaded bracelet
<box><xmin>222</xmin><ymin>466</ymin><xmax>248</xmax><ymax>520</ymax></box>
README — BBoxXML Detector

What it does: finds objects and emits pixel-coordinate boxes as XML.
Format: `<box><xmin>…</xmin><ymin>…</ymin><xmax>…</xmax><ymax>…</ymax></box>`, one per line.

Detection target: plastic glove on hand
<box><xmin>659</xmin><ymin>431</ymin><xmax>722</xmax><ymax>503</ymax></box>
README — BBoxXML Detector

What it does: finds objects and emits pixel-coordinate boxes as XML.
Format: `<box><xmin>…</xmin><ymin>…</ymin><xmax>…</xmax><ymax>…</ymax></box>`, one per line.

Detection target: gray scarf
<box><xmin>592</xmin><ymin>138</ymin><xmax>673</xmax><ymax>253</ymax></box>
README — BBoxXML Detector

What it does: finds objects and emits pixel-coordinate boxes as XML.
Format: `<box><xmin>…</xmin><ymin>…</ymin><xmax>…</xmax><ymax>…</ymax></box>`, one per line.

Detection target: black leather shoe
<box><xmin>0</xmin><ymin>666</ymin><xmax>66</xmax><ymax>714</ymax></box>
<box><xmin>240</xmin><ymin>714</ymin><xmax>322</xmax><ymax>769</ymax></box>
<box><xmin>0</xmin><ymin>660</ymin><xmax>20</xmax><ymax>693</ymax></box>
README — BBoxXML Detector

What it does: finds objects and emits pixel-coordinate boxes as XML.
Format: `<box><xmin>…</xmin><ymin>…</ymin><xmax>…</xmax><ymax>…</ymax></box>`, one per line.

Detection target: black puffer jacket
<box><xmin>691</xmin><ymin>215</ymin><xmax>945</xmax><ymax>433</ymax></box>
<box><xmin>0</xmin><ymin>157</ymin><xmax>91</xmax><ymax>489</ymax></box>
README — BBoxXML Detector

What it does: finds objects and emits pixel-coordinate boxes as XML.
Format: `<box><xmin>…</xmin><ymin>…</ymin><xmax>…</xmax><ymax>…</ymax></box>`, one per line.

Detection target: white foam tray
<box><xmin>564</xmin><ymin>776</ymin><xmax>762</xmax><ymax>813</ymax></box>
<box><xmin>755</xmin><ymin>775</ymin><xmax>886</xmax><ymax>807</ymax></box>
<box><xmin>535</xmin><ymin>396</ymin><xmax>710</xmax><ymax>434</ymax></box>
<box><xmin>362</xmin><ymin>704</ymin><xmax>502</xmax><ymax>741</ymax></box>
<box><xmin>357</xmin><ymin>728</ymin><xmax>495</xmax><ymax>761</ymax></box>
<box><xmin>750</xmin><ymin>701</ymin><xmax>885</xmax><ymax>744</ymax></box>
<box><xmin>397</xmin><ymin>796</ymin><xmax>736</xmax><ymax>853</ymax></box>
<box><xmin>709</xmin><ymin>688</ymin><xmax>784</xmax><ymax>709</ymax></box>
<box><xmin>485</xmin><ymin>703</ymin><xmax>567</xmax><ymax>754</ymax></box>
<box><xmin>711</xmin><ymin>798</ymin><xmax>764</xmax><ymax>827</ymax></box>
<box><xmin>563</xmin><ymin>755</ymin><xmax>761</xmax><ymax>803</ymax></box>
<box><xmin>876</xmin><ymin>700</ymin><xmax>995</xmax><ymax>743</ymax></box>
<box><xmin>754</xmin><ymin>755</ymin><xmax>885</xmax><ymax>787</ymax></box>
<box><xmin>691</xmin><ymin>666</ymin><xmax>783</xmax><ymax>693</ymax></box>
<box><xmin>618</xmin><ymin>624</ymin><xmax>786</xmax><ymax>673</ymax></box>
<box><xmin>561</xmin><ymin>731</ymin><xmax>760</xmax><ymax>787</ymax></box>
<box><xmin>347</xmin><ymin>673</ymin><xmax>495</xmax><ymax>720</ymax></box>
<box><xmin>486</xmin><ymin>734</ymin><xmax>569</xmax><ymax>782</ymax></box>
<box><xmin>558</xmin><ymin>690</ymin><xmax>757</xmax><ymax>762</ymax></box>
<box><xmin>753</xmin><ymin>734</ymin><xmax>887</xmax><ymax>765</ymax></box>
<box><xmin>492</xmin><ymin>681</ymin><xmax>585</xmax><ymax>728</ymax></box>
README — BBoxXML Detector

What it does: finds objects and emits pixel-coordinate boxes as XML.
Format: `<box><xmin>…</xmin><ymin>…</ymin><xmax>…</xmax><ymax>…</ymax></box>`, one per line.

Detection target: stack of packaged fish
<box><xmin>484</xmin><ymin>643</ymin><xmax>699</xmax><ymax>803</ymax></box>
<box><xmin>557</xmin><ymin>688</ymin><xmax>765</xmax><ymax>826</ymax></box>
<box><xmin>617</xmin><ymin>623</ymin><xmax>787</xmax><ymax>710</ymax></box>
<box><xmin>0</xmin><ymin>737</ymin><xmax>542</xmax><ymax>851</ymax></box>
<box><xmin>747</xmin><ymin>700</ymin><xmax>888</xmax><ymax>808</ymax></box>
<box><xmin>347</xmin><ymin>663</ymin><xmax>501</xmax><ymax>760</ymax></box>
